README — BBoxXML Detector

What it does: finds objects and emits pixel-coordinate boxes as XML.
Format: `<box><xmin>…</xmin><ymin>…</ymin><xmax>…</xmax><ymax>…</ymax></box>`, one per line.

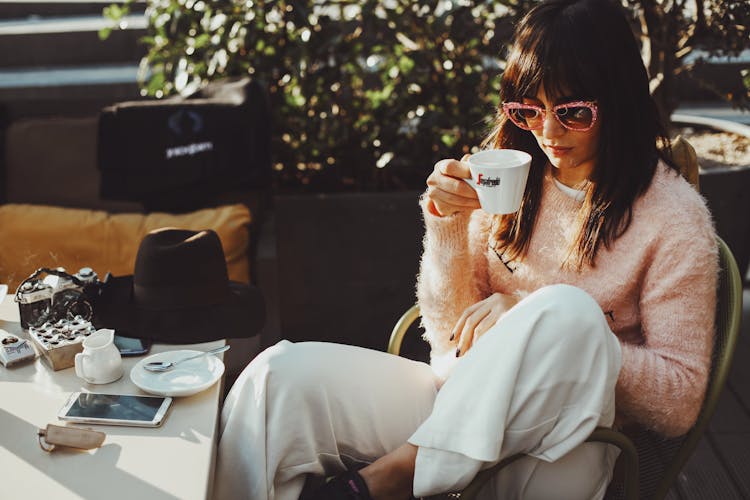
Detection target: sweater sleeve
<box><xmin>416</xmin><ymin>195</ymin><xmax>491</xmax><ymax>366</ymax></box>
<box><xmin>615</xmin><ymin>199</ymin><xmax>718</xmax><ymax>437</ymax></box>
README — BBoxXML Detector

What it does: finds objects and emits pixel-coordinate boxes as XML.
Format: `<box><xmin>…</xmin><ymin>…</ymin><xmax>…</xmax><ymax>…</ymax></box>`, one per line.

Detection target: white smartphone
<box><xmin>58</xmin><ymin>392</ymin><xmax>173</xmax><ymax>427</ymax></box>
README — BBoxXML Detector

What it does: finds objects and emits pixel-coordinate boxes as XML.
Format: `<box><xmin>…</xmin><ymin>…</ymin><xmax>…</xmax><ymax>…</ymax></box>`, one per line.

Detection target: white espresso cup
<box><xmin>74</xmin><ymin>329</ymin><xmax>124</xmax><ymax>384</ymax></box>
<box><xmin>464</xmin><ymin>149</ymin><xmax>532</xmax><ymax>214</ymax></box>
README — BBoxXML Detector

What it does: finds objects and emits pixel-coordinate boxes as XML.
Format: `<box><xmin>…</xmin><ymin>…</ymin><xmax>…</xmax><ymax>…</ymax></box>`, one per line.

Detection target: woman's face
<box><xmin>524</xmin><ymin>86</ymin><xmax>601</xmax><ymax>186</ymax></box>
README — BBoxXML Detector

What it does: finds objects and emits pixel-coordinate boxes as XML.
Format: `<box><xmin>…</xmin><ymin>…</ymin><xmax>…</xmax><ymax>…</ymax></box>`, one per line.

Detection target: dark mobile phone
<box><xmin>113</xmin><ymin>335</ymin><xmax>152</xmax><ymax>356</ymax></box>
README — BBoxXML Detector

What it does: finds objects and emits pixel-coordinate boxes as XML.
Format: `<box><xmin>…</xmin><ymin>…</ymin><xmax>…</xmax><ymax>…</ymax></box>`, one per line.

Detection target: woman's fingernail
<box><xmin>455</xmin><ymin>348</ymin><xmax>461</xmax><ymax>357</ymax></box>
<box><xmin>449</xmin><ymin>333</ymin><xmax>455</xmax><ymax>341</ymax></box>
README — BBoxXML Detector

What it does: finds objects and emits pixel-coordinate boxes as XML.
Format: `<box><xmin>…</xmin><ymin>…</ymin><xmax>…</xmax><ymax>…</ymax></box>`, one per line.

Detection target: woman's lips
<box><xmin>546</xmin><ymin>145</ymin><xmax>572</xmax><ymax>156</ymax></box>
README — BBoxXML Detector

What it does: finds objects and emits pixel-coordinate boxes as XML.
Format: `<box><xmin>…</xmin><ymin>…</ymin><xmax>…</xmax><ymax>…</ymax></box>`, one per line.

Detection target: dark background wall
<box><xmin>267</xmin><ymin>191</ymin><xmax>430</xmax><ymax>358</ymax></box>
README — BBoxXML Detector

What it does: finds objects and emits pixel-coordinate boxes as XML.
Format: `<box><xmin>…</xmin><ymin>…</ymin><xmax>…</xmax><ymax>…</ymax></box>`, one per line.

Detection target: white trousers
<box><xmin>214</xmin><ymin>285</ymin><xmax>622</xmax><ymax>500</ymax></box>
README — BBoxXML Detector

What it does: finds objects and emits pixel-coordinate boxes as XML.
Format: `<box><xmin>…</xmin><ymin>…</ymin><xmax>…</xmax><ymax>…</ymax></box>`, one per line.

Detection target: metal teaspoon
<box><xmin>143</xmin><ymin>345</ymin><xmax>231</xmax><ymax>372</ymax></box>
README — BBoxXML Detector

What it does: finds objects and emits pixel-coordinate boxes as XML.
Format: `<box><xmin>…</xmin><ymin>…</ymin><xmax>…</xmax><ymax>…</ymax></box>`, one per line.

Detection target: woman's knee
<box><xmin>530</xmin><ymin>285</ymin><xmax>605</xmax><ymax>330</ymax></box>
<box><xmin>229</xmin><ymin>340</ymin><xmax>312</xmax><ymax>400</ymax></box>
<box><xmin>251</xmin><ymin>340</ymin><xmax>324</xmax><ymax>392</ymax></box>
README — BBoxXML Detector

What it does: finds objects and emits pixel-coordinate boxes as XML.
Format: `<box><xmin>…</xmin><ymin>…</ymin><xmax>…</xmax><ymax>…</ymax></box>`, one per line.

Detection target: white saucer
<box><xmin>130</xmin><ymin>350</ymin><xmax>225</xmax><ymax>397</ymax></box>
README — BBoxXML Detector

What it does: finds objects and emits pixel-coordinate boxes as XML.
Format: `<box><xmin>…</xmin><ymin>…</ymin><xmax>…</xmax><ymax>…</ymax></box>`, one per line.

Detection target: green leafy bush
<box><xmin>106</xmin><ymin>0</ymin><xmax>749</xmax><ymax>192</ymax></box>
<box><xmin>106</xmin><ymin>0</ymin><xmax>525</xmax><ymax>192</ymax></box>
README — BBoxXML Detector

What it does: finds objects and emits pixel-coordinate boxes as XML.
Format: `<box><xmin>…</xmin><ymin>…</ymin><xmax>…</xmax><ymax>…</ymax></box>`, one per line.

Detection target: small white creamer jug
<box><xmin>74</xmin><ymin>329</ymin><xmax>123</xmax><ymax>384</ymax></box>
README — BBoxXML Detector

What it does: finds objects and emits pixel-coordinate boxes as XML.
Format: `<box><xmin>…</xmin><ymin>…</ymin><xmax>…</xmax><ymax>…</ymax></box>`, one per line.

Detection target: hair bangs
<box><xmin>502</xmin><ymin>37</ymin><xmax>544</xmax><ymax>101</ymax></box>
<box><xmin>540</xmin><ymin>36</ymin><xmax>598</xmax><ymax>102</ymax></box>
<box><xmin>503</xmin><ymin>3</ymin><xmax>602</xmax><ymax>103</ymax></box>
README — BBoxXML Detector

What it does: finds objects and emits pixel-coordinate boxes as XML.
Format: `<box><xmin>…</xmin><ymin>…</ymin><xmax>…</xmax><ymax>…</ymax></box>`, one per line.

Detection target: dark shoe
<box><xmin>310</xmin><ymin>469</ymin><xmax>373</xmax><ymax>500</ymax></box>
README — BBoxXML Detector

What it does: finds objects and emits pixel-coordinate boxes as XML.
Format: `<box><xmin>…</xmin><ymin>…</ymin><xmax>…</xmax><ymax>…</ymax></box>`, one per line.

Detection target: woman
<box><xmin>215</xmin><ymin>0</ymin><xmax>718</xmax><ymax>498</ymax></box>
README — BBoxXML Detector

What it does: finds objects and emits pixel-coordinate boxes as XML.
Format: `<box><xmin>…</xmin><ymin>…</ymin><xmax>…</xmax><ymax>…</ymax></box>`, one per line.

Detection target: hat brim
<box><xmin>93</xmin><ymin>276</ymin><xmax>265</xmax><ymax>343</ymax></box>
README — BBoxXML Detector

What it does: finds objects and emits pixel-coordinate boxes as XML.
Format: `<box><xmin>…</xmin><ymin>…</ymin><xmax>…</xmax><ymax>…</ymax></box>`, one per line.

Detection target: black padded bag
<box><xmin>98</xmin><ymin>77</ymin><xmax>271</xmax><ymax>210</ymax></box>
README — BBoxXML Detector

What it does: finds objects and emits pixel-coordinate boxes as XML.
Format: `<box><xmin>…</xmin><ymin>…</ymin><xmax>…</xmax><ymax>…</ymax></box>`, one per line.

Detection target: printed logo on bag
<box><xmin>165</xmin><ymin>109</ymin><xmax>214</xmax><ymax>160</ymax></box>
<box><xmin>165</xmin><ymin>142</ymin><xmax>214</xmax><ymax>159</ymax></box>
<box><xmin>477</xmin><ymin>174</ymin><xmax>501</xmax><ymax>187</ymax></box>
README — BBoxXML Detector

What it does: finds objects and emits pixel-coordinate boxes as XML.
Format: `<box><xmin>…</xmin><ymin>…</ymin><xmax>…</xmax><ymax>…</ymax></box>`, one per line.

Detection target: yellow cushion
<box><xmin>0</xmin><ymin>203</ymin><xmax>251</xmax><ymax>290</ymax></box>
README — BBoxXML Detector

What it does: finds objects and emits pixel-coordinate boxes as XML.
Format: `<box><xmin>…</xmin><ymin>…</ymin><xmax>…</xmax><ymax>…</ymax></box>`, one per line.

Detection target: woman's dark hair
<box><xmin>485</xmin><ymin>0</ymin><xmax>675</xmax><ymax>268</ymax></box>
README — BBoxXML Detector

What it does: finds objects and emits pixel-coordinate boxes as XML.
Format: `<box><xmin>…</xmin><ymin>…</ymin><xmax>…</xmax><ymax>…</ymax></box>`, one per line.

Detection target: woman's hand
<box><xmin>425</xmin><ymin>156</ymin><xmax>480</xmax><ymax>216</ymax></box>
<box><xmin>452</xmin><ymin>293</ymin><xmax>519</xmax><ymax>357</ymax></box>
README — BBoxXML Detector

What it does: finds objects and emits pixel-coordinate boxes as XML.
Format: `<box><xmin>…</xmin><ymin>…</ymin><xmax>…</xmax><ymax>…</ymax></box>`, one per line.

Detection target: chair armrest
<box><xmin>458</xmin><ymin>453</ymin><xmax>524</xmax><ymax>499</ymax></box>
<box><xmin>458</xmin><ymin>428</ymin><xmax>638</xmax><ymax>500</ymax></box>
<box><xmin>387</xmin><ymin>304</ymin><xmax>420</xmax><ymax>355</ymax></box>
<box><xmin>587</xmin><ymin>428</ymin><xmax>639</xmax><ymax>500</ymax></box>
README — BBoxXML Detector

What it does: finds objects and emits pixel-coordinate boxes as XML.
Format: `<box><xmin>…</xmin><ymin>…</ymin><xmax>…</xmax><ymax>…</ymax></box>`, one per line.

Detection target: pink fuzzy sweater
<box><xmin>417</xmin><ymin>162</ymin><xmax>718</xmax><ymax>437</ymax></box>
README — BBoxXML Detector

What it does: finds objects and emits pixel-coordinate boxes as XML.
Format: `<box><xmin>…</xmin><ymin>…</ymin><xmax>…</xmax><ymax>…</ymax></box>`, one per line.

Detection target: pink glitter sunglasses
<box><xmin>502</xmin><ymin>101</ymin><xmax>599</xmax><ymax>132</ymax></box>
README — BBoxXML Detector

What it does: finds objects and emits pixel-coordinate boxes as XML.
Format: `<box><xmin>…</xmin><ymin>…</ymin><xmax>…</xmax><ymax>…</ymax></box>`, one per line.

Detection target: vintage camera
<box><xmin>15</xmin><ymin>267</ymin><xmax>105</xmax><ymax>329</ymax></box>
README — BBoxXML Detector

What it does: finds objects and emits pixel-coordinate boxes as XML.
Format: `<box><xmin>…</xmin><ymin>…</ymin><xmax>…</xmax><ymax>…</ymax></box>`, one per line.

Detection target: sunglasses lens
<box><xmin>508</xmin><ymin>107</ymin><xmax>542</xmax><ymax>129</ymax></box>
<box><xmin>557</xmin><ymin>105</ymin><xmax>594</xmax><ymax>130</ymax></box>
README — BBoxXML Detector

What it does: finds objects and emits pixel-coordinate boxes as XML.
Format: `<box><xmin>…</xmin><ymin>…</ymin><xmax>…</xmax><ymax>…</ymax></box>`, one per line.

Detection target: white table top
<box><xmin>0</xmin><ymin>296</ymin><xmax>224</xmax><ymax>500</ymax></box>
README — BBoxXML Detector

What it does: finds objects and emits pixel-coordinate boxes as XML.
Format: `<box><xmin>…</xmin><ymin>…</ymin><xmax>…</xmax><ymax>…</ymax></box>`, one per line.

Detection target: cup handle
<box><xmin>74</xmin><ymin>353</ymin><xmax>89</xmax><ymax>381</ymax></box>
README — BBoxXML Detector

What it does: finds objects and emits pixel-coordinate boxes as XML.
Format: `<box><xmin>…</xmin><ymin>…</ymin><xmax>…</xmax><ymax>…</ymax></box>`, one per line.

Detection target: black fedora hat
<box><xmin>93</xmin><ymin>228</ymin><xmax>265</xmax><ymax>343</ymax></box>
